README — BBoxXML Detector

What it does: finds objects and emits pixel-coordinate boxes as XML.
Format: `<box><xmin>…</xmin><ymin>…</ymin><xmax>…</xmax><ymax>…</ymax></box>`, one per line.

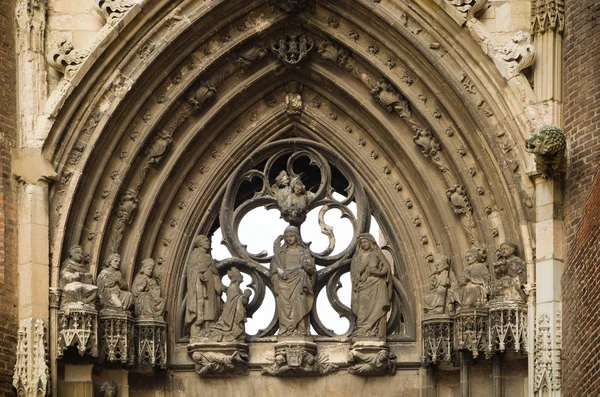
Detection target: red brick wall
<box><xmin>562</xmin><ymin>0</ymin><xmax>600</xmax><ymax>395</ymax></box>
<box><xmin>562</xmin><ymin>170</ymin><xmax>600</xmax><ymax>395</ymax></box>
<box><xmin>563</xmin><ymin>0</ymin><xmax>600</xmax><ymax>250</ymax></box>
<box><xmin>0</xmin><ymin>0</ymin><xmax>17</xmax><ymax>395</ymax></box>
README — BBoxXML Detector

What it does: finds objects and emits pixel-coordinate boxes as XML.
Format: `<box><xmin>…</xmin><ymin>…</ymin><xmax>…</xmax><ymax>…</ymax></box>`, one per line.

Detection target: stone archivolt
<box><xmin>41</xmin><ymin>0</ymin><xmax>536</xmax><ymax>380</ymax></box>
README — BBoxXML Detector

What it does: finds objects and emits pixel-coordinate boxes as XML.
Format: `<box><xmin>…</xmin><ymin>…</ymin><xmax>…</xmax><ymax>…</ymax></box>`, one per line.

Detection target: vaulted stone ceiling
<box><xmin>42</xmin><ymin>0</ymin><xmax>536</xmax><ymax>346</ymax></box>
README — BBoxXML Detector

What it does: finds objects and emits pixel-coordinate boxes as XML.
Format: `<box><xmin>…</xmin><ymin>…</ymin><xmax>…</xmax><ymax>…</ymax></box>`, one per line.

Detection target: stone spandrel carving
<box><xmin>452</xmin><ymin>248</ymin><xmax>490</xmax><ymax>309</ymax></box>
<box><xmin>100</xmin><ymin>381</ymin><xmax>117</xmax><ymax>397</ymax></box>
<box><xmin>261</xmin><ymin>341</ymin><xmax>338</xmax><ymax>376</ymax></box>
<box><xmin>59</xmin><ymin>245</ymin><xmax>98</xmax><ymax>309</ymax></box>
<box><xmin>424</xmin><ymin>254</ymin><xmax>457</xmax><ymax>315</ymax></box>
<box><xmin>525</xmin><ymin>125</ymin><xmax>566</xmax><ymax>178</ymax></box>
<box><xmin>185</xmin><ymin>235</ymin><xmax>223</xmax><ymax>339</ymax></box>
<box><xmin>270</xmin><ymin>226</ymin><xmax>315</xmax><ymax>337</ymax></box>
<box><xmin>97</xmin><ymin>253</ymin><xmax>134</xmax><ymax>314</ymax></box>
<box><xmin>348</xmin><ymin>342</ymin><xmax>397</xmax><ymax>376</ymax></box>
<box><xmin>132</xmin><ymin>258</ymin><xmax>165</xmax><ymax>320</ymax></box>
<box><xmin>351</xmin><ymin>234</ymin><xmax>392</xmax><ymax>339</ymax></box>
<box><xmin>95</xmin><ymin>0</ymin><xmax>135</xmax><ymax>25</ymax></box>
<box><xmin>497</xmin><ymin>31</ymin><xmax>535</xmax><ymax>77</ymax></box>
<box><xmin>490</xmin><ymin>241</ymin><xmax>527</xmax><ymax>303</ymax></box>
<box><xmin>197</xmin><ymin>268</ymin><xmax>251</xmax><ymax>343</ymax></box>
<box><xmin>47</xmin><ymin>34</ymin><xmax>89</xmax><ymax>80</ymax></box>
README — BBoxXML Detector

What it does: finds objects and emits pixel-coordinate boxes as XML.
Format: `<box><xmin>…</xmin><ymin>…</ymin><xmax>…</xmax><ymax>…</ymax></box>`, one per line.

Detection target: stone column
<box><xmin>13</xmin><ymin>1</ymin><xmax>54</xmax><ymax>396</ymax></box>
<box><xmin>530</xmin><ymin>2</ymin><xmax>565</xmax><ymax>396</ymax></box>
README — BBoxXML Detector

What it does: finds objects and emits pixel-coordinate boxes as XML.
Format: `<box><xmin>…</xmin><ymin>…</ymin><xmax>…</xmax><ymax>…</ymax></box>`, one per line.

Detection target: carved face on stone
<box><xmin>285</xmin><ymin>231</ymin><xmax>298</xmax><ymax>246</ymax></box>
<box><xmin>465</xmin><ymin>250</ymin><xmax>477</xmax><ymax>265</ymax></box>
<box><xmin>359</xmin><ymin>237</ymin><xmax>372</xmax><ymax>251</ymax></box>
<box><xmin>500</xmin><ymin>242</ymin><xmax>516</xmax><ymax>258</ymax></box>
<box><xmin>108</xmin><ymin>254</ymin><xmax>121</xmax><ymax>270</ymax></box>
<box><xmin>141</xmin><ymin>259</ymin><xmax>155</xmax><ymax>276</ymax></box>
<box><xmin>291</xmin><ymin>178</ymin><xmax>305</xmax><ymax>194</ymax></box>
<box><xmin>195</xmin><ymin>235</ymin><xmax>211</xmax><ymax>251</ymax></box>
<box><xmin>100</xmin><ymin>381</ymin><xmax>117</xmax><ymax>397</ymax></box>
<box><xmin>433</xmin><ymin>254</ymin><xmax>449</xmax><ymax>272</ymax></box>
<box><xmin>69</xmin><ymin>246</ymin><xmax>83</xmax><ymax>262</ymax></box>
<box><xmin>275</xmin><ymin>170</ymin><xmax>289</xmax><ymax>187</ymax></box>
<box><xmin>493</xmin><ymin>260</ymin><xmax>508</xmax><ymax>278</ymax></box>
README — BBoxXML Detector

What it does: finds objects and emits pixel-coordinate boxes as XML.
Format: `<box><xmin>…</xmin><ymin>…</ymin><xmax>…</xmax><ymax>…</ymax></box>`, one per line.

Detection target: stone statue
<box><xmin>490</xmin><ymin>241</ymin><xmax>527</xmax><ymax>302</ymax></box>
<box><xmin>59</xmin><ymin>245</ymin><xmax>98</xmax><ymax>309</ymax></box>
<box><xmin>97</xmin><ymin>253</ymin><xmax>134</xmax><ymax>314</ymax></box>
<box><xmin>498</xmin><ymin>31</ymin><xmax>535</xmax><ymax>76</ymax></box>
<box><xmin>351</xmin><ymin>234</ymin><xmax>393</xmax><ymax>338</ymax></box>
<box><xmin>423</xmin><ymin>254</ymin><xmax>457</xmax><ymax>315</ymax></box>
<box><xmin>270</xmin><ymin>226</ymin><xmax>316</xmax><ymax>337</ymax></box>
<box><xmin>348</xmin><ymin>348</ymin><xmax>397</xmax><ymax>376</ymax></box>
<box><xmin>525</xmin><ymin>125</ymin><xmax>566</xmax><ymax>178</ymax></box>
<box><xmin>198</xmin><ymin>267</ymin><xmax>252</xmax><ymax>342</ymax></box>
<box><xmin>185</xmin><ymin>235</ymin><xmax>223</xmax><ymax>338</ymax></box>
<box><xmin>452</xmin><ymin>248</ymin><xmax>490</xmax><ymax>309</ymax></box>
<box><xmin>132</xmin><ymin>258</ymin><xmax>165</xmax><ymax>320</ymax></box>
<box><xmin>100</xmin><ymin>380</ymin><xmax>117</xmax><ymax>397</ymax></box>
<box><xmin>272</xmin><ymin>171</ymin><xmax>314</xmax><ymax>225</ymax></box>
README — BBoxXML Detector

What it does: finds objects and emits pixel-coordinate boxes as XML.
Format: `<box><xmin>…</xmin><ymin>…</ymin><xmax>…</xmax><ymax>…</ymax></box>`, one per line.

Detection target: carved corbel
<box><xmin>496</xmin><ymin>31</ymin><xmax>536</xmax><ymax>77</ymax></box>
<box><xmin>47</xmin><ymin>34</ymin><xmax>90</xmax><ymax>80</ymax></box>
<box><xmin>525</xmin><ymin>125</ymin><xmax>566</xmax><ymax>178</ymax></box>
<box><xmin>94</xmin><ymin>0</ymin><xmax>136</xmax><ymax>25</ymax></box>
<box><xmin>13</xmin><ymin>319</ymin><xmax>48</xmax><ymax>397</ymax></box>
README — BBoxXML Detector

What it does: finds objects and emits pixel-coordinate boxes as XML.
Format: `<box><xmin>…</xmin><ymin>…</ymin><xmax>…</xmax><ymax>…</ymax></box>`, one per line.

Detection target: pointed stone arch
<box><xmin>42</xmin><ymin>0</ymin><xmax>537</xmax><ymax>380</ymax></box>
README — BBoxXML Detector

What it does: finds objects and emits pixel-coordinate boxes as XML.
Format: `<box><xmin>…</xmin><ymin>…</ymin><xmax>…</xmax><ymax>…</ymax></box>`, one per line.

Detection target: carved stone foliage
<box><xmin>261</xmin><ymin>342</ymin><xmax>338</xmax><ymax>376</ymax></box>
<box><xmin>47</xmin><ymin>34</ymin><xmax>90</xmax><ymax>79</ymax></box>
<box><xmin>497</xmin><ymin>31</ymin><xmax>535</xmax><ymax>77</ymax></box>
<box><xmin>531</xmin><ymin>0</ymin><xmax>565</xmax><ymax>35</ymax></box>
<box><xmin>348</xmin><ymin>341</ymin><xmax>396</xmax><ymax>376</ymax></box>
<box><xmin>95</xmin><ymin>0</ymin><xmax>135</xmax><ymax>25</ymax></box>
<box><xmin>525</xmin><ymin>125</ymin><xmax>566</xmax><ymax>178</ymax></box>
<box><xmin>445</xmin><ymin>0</ymin><xmax>489</xmax><ymax>19</ymax></box>
<box><xmin>13</xmin><ymin>319</ymin><xmax>48</xmax><ymax>397</ymax></box>
<box><xmin>271</xmin><ymin>27</ymin><xmax>314</xmax><ymax>65</ymax></box>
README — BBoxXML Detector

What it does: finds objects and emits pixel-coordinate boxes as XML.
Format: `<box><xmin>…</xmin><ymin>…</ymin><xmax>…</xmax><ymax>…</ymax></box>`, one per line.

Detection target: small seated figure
<box><xmin>198</xmin><ymin>267</ymin><xmax>251</xmax><ymax>342</ymax></box>
<box><xmin>59</xmin><ymin>245</ymin><xmax>98</xmax><ymax>309</ymax></box>
<box><xmin>423</xmin><ymin>254</ymin><xmax>457</xmax><ymax>315</ymax></box>
<box><xmin>132</xmin><ymin>258</ymin><xmax>165</xmax><ymax>321</ymax></box>
<box><xmin>452</xmin><ymin>248</ymin><xmax>490</xmax><ymax>309</ymax></box>
<box><xmin>491</xmin><ymin>241</ymin><xmax>527</xmax><ymax>302</ymax></box>
<box><xmin>97</xmin><ymin>253</ymin><xmax>134</xmax><ymax>314</ymax></box>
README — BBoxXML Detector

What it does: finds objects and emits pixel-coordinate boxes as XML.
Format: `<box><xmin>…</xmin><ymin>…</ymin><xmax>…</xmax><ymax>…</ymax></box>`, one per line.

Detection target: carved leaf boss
<box><xmin>205</xmin><ymin>139</ymin><xmax>407</xmax><ymax>338</ymax></box>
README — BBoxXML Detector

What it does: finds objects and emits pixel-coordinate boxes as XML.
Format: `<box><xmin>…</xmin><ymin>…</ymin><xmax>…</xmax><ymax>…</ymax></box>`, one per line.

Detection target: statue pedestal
<box><xmin>488</xmin><ymin>300</ymin><xmax>528</xmax><ymax>355</ymax></box>
<box><xmin>454</xmin><ymin>308</ymin><xmax>489</xmax><ymax>359</ymax></box>
<box><xmin>135</xmin><ymin>319</ymin><xmax>167</xmax><ymax>368</ymax></box>
<box><xmin>348</xmin><ymin>340</ymin><xmax>396</xmax><ymax>376</ymax></box>
<box><xmin>261</xmin><ymin>338</ymin><xmax>338</xmax><ymax>377</ymax></box>
<box><xmin>57</xmin><ymin>304</ymin><xmax>98</xmax><ymax>359</ymax></box>
<box><xmin>98</xmin><ymin>312</ymin><xmax>135</xmax><ymax>365</ymax></box>
<box><xmin>421</xmin><ymin>314</ymin><xmax>454</xmax><ymax>365</ymax></box>
<box><xmin>187</xmin><ymin>341</ymin><xmax>249</xmax><ymax>377</ymax></box>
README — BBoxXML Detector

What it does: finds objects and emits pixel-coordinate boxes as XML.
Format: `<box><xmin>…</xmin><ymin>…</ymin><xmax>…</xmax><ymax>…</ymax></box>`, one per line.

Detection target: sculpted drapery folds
<box><xmin>97</xmin><ymin>253</ymin><xmax>134</xmax><ymax>313</ymax></box>
<box><xmin>490</xmin><ymin>241</ymin><xmax>527</xmax><ymax>302</ymax></box>
<box><xmin>199</xmin><ymin>267</ymin><xmax>251</xmax><ymax>342</ymax></box>
<box><xmin>423</xmin><ymin>254</ymin><xmax>457</xmax><ymax>315</ymax></box>
<box><xmin>351</xmin><ymin>234</ymin><xmax>393</xmax><ymax>338</ymax></box>
<box><xmin>452</xmin><ymin>248</ymin><xmax>491</xmax><ymax>309</ymax></box>
<box><xmin>59</xmin><ymin>245</ymin><xmax>98</xmax><ymax>309</ymax></box>
<box><xmin>132</xmin><ymin>258</ymin><xmax>165</xmax><ymax>320</ymax></box>
<box><xmin>185</xmin><ymin>235</ymin><xmax>223</xmax><ymax>338</ymax></box>
<box><xmin>270</xmin><ymin>226</ymin><xmax>316</xmax><ymax>337</ymax></box>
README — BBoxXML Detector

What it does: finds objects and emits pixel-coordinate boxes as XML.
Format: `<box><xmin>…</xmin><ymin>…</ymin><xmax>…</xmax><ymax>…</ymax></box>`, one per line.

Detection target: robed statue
<box><xmin>351</xmin><ymin>234</ymin><xmax>393</xmax><ymax>338</ymax></box>
<box><xmin>97</xmin><ymin>253</ymin><xmax>134</xmax><ymax>314</ymax></box>
<box><xmin>423</xmin><ymin>253</ymin><xmax>457</xmax><ymax>315</ymax></box>
<box><xmin>132</xmin><ymin>258</ymin><xmax>165</xmax><ymax>320</ymax></box>
<box><xmin>59</xmin><ymin>245</ymin><xmax>98</xmax><ymax>309</ymax></box>
<box><xmin>452</xmin><ymin>248</ymin><xmax>490</xmax><ymax>309</ymax></box>
<box><xmin>185</xmin><ymin>235</ymin><xmax>223</xmax><ymax>338</ymax></box>
<box><xmin>198</xmin><ymin>267</ymin><xmax>252</xmax><ymax>342</ymax></box>
<box><xmin>270</xmin><ymin>226</ymin><xmax>316</xmax><ymax>337</ymax></box>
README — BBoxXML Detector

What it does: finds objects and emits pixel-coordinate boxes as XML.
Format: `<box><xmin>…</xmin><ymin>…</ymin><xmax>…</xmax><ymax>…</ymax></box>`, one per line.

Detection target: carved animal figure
<box><xmin>525</xmin><ymin>125</ymin><xmax>566</xmax><ymax>177</ymax></box>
